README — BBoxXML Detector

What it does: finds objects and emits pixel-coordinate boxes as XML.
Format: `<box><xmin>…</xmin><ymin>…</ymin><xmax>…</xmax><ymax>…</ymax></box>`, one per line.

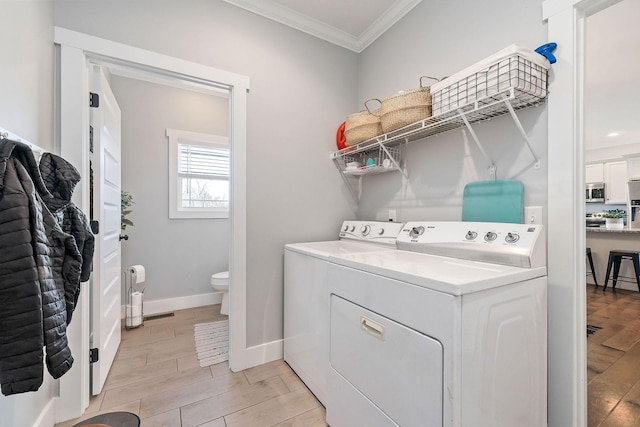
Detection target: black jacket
<box><xmin>40</xmin><ymin>152</ymin><xmax>95</xmax><ymax>322</ymax></box>
<box><xmin>0</xmin><ymin>139</ymin><xmax>82</xmax><ymax>395</ymax></box>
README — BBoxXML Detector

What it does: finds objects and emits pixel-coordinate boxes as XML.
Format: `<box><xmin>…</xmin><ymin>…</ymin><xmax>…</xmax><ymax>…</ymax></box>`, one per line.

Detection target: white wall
<box><xmin>357</xmin><ymin>0</ymin><xmax>548</xmax><ymax>224</ymax></box>
<box><xmin>109</xmin><ymin>76</ymin><xmax>231</xmax><ymax>302</ymax></box>
<box><xmin>55</xmin><ymin>0</ymin><xmax>358</xmax><ymax>346</ymax></box>
<box><xmin>0</xmin><ymin>3</ymin><xmax>59</xmax><ymax>427</ymax></box>
<box><xmin>1</xmin><ymin>0</ymin><xmax>55</xmax><ymax>149</ymax></box>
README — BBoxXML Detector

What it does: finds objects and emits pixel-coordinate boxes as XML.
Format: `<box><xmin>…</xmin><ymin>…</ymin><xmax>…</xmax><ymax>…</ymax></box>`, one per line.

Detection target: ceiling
<box><xmin>585</xmin><ymin>0</ymin><xmax>640</xmax><ymax>150</ymax></box>
<box><xmin>223</xmin><ymin>0</ymin><xmax>423</xmax><ymax>52</ymax></box>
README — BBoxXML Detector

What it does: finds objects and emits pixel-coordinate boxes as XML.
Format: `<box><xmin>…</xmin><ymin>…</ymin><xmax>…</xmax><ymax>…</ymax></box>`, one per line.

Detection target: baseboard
<box><xmin>242</xmin><ymin>339</ymin><xmax>284</xmax><ymax>370</ymax></box>
<box><xmin>121</xmin><ymin>292</ymin><xmax>223</xmax><ymax>318</ymax></box>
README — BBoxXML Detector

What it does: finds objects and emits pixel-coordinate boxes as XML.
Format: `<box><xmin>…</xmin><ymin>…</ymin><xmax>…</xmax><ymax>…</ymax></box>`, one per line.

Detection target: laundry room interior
<box><xmin>1</xmin><ymin>0</ymin><xmax>638</xmax><ymax>426</ymax></box>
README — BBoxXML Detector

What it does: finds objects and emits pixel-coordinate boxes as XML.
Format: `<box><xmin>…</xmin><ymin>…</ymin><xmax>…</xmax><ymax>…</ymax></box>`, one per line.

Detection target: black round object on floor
<box><xmin>71</xmin><ymin>411</ymin><xmax>140</xmax><ymax>427</ymax></box>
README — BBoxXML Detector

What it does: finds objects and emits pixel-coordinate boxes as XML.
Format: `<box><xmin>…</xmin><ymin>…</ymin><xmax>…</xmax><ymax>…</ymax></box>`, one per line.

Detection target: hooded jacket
<box><xmin>0</xmin><ymin>139</ymin><xmax>81</xmax><ymax>395</ymax></box>
<box><xmin>39</xmin><ymin>152</ymin><xmax>95</xmax><ymax>323</ymax></box>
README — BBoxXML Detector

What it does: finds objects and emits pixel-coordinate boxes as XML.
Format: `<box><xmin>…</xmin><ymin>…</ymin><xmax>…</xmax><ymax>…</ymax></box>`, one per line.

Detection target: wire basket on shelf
<box><xmin>342</xmin><ymin>145</ymin><xmax>402</xmax><ymax>176</ymax></box>
<box><xmin>431</xmin><ymin>45</ymin><xmax>549</xmax><ymax>118</ymax></box>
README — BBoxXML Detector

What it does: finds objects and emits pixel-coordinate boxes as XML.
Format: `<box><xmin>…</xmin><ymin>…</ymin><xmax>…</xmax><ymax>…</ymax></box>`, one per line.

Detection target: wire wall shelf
<box><xmin>332</xmin><ymin>86</ymin><xmax>544</xmax><ymax>161</ymax></box>
<box><xmin>331</xmin><ymin>87</ymin><xmax>547</xmax><ymax>202</ymax></box>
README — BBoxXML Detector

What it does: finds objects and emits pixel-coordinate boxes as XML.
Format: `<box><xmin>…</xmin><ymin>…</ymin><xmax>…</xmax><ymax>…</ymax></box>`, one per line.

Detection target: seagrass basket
<box><xmin>378</xmin><ymin>76</ymin><xmax>438</xmax><ymax>133</ymax></box>
<box><xmin>344</xmin><ymin>107</ymin><xmax>382</xmax><ymax>146</ymax></box>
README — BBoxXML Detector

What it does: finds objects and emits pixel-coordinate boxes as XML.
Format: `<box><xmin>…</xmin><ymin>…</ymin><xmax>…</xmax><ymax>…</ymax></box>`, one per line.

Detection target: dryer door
<box><xmin>330</xmin><ymin>295</ymin><xmax>443</xmax><ymax>427</ymax></box>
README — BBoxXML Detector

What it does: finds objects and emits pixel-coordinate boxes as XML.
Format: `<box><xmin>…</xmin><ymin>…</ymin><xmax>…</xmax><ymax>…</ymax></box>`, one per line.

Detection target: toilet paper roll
<box><xmin>131</xmin><ymin>291</ymin><xmax>143</xmax><ymax>308</ymax></box>
<box><xmin>126</xmin><ymin>304</ymin><xmax>142</xmax><ymax>317</ymax></box>
<box><xmin>130</xmin><ymin>265</ymin><xmax>145</xmax><ymax>283</ymax></box>
<box><xmin>126</xmin><ymin>315</ymin><xmax>143</xmax><ymax>327</ymax></box>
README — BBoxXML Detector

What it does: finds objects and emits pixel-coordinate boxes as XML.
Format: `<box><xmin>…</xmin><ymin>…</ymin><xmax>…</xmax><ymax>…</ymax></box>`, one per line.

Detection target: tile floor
<box><xmin>55</xmin><ymin>304</ymin><xmax>327</xmax><ymax>427</ymax></box>
<box><xmin>587</xmin><ymin>284</ymin><xmax>640</xmax><ymax>426</ymax></box>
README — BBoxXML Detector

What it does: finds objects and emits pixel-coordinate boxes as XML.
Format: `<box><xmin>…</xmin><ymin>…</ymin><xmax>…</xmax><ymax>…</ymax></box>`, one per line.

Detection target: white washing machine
<box><xmin>284</xmin><ymin>220</ymin><xmax>404</xmax><ymax>406</ymax></box>
<box><xmin>326</xmin><ymin>221</ymin><xmax>547</xmax><ymax>427</ymax></box>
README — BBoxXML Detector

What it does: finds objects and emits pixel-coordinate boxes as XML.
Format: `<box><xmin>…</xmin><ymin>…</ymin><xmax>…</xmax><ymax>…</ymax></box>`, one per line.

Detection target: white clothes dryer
<box><xmin>326</xmin><ymin>221</ymin><xmax>548</xmax><ymax>427</ymax></box>
<box><xmin>284</xmin><ymin>220</ymin><xmax>404</xmax><ymax>406</ymax></box>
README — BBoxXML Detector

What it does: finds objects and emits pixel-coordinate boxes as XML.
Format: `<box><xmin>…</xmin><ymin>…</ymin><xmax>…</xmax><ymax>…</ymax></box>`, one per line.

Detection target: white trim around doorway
<box><xmin>55</xmin><ymin>27</ymin><xmax>250</xmax><ymax>422</ymax></box>
<box><xmin>543</xmin><ymin>0</ymin><xmax>622</xmax><ymax>425</ymax></box>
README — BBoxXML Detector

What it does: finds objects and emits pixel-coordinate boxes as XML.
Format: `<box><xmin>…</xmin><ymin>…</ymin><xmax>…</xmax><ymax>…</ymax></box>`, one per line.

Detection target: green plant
<box><xmin>603</xmin><ymin>209</ymin><xmax>625</xmax><ymax>219</ymax></box>
<box><xmin>121</xmin><ymin>191</ymin><xmax>135</xmax><ymax>231</ymax></box>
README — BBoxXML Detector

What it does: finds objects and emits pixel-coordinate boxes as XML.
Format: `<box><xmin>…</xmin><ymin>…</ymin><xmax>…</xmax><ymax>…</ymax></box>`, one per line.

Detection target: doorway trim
<box><xmin>543</xmin><ymin>0</ymin><xmax>622</xmax><ymax>425</ymax></box>
<box><xmin>55</xmin><ymin>27</ymin><xmax>249</xmax><ymax>421</ymax></box>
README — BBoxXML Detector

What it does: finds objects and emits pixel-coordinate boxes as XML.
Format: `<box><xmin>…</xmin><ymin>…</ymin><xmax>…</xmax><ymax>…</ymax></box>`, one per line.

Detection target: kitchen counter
<box><xmin>586</xmin><ymin>228</ymin><xmax>640</xmax><ymax>292</ymax></box>
<box><xmin>587</xmin><ymin>226</ymin><xmax>640</xmax><ymax>233</ymax></box>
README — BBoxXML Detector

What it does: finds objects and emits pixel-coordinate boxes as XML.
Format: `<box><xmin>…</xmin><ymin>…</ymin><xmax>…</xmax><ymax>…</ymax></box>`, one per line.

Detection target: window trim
<box><xmin>167</xmin><ymin>128</ymin><xmax>229</xmax><ymax>219</ymax></box>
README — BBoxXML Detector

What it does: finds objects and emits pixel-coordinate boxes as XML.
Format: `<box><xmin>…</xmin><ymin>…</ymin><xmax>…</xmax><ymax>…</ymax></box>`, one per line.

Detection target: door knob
<box><xmin>119</xmin><ymin>234</ymin><xmax>129</xmax><ymax>241</ymax></box>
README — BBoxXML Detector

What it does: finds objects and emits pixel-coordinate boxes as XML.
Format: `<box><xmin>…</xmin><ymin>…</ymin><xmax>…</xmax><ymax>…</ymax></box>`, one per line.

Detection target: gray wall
<box><xmin>55</xmin><ymin>0</ymin><xmax>358</xmax><ymax>346</ymax></box>
<box><xmin>0</xmin><ymin>3</ymin><xmax>57</xmax><ymax>426</ymax></box>
<box><xmin>109</xmin><ymin>76</ymin><xmax>231</xmax><ymax>301</ymax></box>
<box><xmin>357</xmin><ymin>0</ymin><xmax>548</xmax><ymax>224</ymax></box>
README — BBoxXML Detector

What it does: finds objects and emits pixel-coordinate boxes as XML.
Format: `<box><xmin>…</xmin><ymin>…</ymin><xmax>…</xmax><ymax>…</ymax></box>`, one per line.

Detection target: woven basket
<box><xmin>378</xmin><ymin>76</ymin><xmax>438</xmax><ymax>133</ymax></box>
<box><xmin>344</xmin><ymin>107</ymin><xmax>382</xmax><ymax>146</ymax></box>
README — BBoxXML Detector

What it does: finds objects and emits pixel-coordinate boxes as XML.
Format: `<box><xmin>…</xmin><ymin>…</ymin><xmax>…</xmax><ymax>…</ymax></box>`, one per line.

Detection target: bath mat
<box><xmin>71</xmin><ymin>411</ymin><xmax>140</xmax><ymax>426</ymax></box>
<box><xmin>194</xmin><ymin>320</ymin><xmax>229</xmax><ymax>367</ymax></box>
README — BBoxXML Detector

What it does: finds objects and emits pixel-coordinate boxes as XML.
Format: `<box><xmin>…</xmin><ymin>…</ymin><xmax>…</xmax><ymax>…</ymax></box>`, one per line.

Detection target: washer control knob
<box><xmin>350</xmin><ymin>225</ymin><xmax>356</xmax><ymax>232</ymax></box>
<box><xmin>361</xmin><ymin>225</ymin><xmax>371</xmax><ymax>236</ymax></box>
<box><xmin>410</xmin><ymin>226</ymin><xmax>425</xmax><ymax>238</ymax></box>
<box><xmin>505</xmin><ymin>232</ymin><xmax>520</xmax><ymax>243</ymax></box>
<box><xmin>378</xmin><ymin>228</ymin><xmax>385</xmax><ymax>235</ymax></box>
<box><xmin>343</xmin><ymin>224</ymin><xmax>350</xmax><ymax>232</ymax></box>
<box><xmin>465</xmin><ymin>231</ymin><xmax>478</xmax><ymax>240</ymax></box>
<box><xmin>484</xmin><ymin>231</ymin><xmax>498</xmax><ymax>242</ymax></box>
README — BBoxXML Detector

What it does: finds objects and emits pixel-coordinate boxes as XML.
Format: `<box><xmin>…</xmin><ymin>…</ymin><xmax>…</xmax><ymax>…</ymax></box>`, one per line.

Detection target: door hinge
<box><xmin>89</xmin><ymin>125</ymin><xmax>94</xmax><ymax>153</ymax></box>
<box><xmin>89</xmin><ymin>348</ymin><xmax>99</xmax><ymax>364</ymax></box>
<box><xmin>89</xmin><ymin>92</ymin><xmax>99</xmax><ymax>108</ymax></box>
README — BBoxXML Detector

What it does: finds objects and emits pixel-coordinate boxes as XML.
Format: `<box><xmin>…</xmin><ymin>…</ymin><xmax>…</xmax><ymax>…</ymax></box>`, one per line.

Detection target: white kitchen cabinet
<box><xmin>604</xmin><ymin>160</ymin><xmax>628</xmax><ymax>204</ymax></box>
<box><xmin>626</xmin><ymin>157</ymin><xmax>640</xmax><ymax>180</ymax></box>
<box><xmin>585</xmin><ymin>163</ymin><xmax>604</xmax><ymax>183</ymax></box>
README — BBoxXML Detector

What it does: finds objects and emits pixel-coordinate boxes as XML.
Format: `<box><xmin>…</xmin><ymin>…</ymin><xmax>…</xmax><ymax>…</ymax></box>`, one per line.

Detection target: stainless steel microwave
<box><xmin>586</xmin><ymin>182</ymin><xmax>605</xmax><ymax>203</ymax></box>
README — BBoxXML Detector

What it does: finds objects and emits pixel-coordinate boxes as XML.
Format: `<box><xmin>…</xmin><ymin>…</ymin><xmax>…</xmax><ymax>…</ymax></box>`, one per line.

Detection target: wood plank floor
<box><xmin>54</xmin><ymin>289</ymin><xmax>640</xmax><ymax>427</ymax></box>
<box><xmin>55</xmin><ymin>305</ymin><xmax>327</xmax><ymax>427</ymax></box>
<box><xmin>587</xmin><ymin>284</ymin><xmax>640</xmax><ymax>426</ymax></box>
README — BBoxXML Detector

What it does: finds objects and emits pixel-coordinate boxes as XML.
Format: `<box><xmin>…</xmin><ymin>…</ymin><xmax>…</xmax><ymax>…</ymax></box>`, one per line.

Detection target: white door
<box><xmin>90</xmin><ymin>66</ymin><xmax>123</xmax><ymax>395</ymax></box>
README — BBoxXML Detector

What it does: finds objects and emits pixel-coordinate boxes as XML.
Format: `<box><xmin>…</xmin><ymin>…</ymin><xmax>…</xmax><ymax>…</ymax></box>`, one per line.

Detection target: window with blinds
<box><xmin>179</xmin><ymin>143</ymin><xmax>229</xmax><ymax>208</ymax></box>
<box><xmin>167</xmin><ymin>129</ymin><xmax>229</xmax><ymax>219</ymax></box>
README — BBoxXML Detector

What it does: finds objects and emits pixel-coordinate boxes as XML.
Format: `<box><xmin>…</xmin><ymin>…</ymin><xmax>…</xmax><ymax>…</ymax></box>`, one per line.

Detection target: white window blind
<box><xmin>178</xmin><ymin>143</ymin><xmax>229</xmax><ymax>179</ymax></box>
<box><xmin>167</xmin><ymin>129</ymin><xmax>230</xmax><ymax>219</ymax></box>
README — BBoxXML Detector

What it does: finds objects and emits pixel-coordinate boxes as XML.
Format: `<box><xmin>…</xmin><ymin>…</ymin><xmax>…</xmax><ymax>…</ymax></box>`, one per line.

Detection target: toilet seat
<box><xmin>211</xmin><ymin>271</ymin><xmax>229</xmax><ymax>286</ymax></box>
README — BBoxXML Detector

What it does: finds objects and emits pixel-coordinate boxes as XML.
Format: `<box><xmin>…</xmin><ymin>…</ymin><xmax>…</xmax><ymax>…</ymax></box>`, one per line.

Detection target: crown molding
<box><xmin>223</xmin><ymin>0</ymin><xmax>422</xmax><ymax>53</ymax></box>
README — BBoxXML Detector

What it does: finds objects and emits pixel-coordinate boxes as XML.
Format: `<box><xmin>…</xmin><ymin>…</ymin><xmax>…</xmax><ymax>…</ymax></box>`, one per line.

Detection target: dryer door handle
<box><xmin>361</xmin><ymin>316</ymin><xmax>385</xmax><ymax>341</ymax></box>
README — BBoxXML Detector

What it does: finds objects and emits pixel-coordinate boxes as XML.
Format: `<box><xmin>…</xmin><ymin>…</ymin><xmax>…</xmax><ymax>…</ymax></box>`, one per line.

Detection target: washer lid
<box><xmin>328</xmin><ymin>250</ymin><xmax>546</xmax><ymax>296</ymax></box>
<box><xmin>285</xmin><ymin>240</ymin><xmax>396</xmax><ymax>259</ymax></box>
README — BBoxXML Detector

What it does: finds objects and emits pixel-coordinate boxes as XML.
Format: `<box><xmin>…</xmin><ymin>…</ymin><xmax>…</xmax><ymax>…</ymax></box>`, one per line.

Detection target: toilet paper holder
<box><xmin>124</xmin><ymin>266</ymin><xmax>145</xmax><ymax>330</ymax></box>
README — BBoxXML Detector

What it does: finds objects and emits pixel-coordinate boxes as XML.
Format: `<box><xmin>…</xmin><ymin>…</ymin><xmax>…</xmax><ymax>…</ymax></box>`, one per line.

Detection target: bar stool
<box><xmin>603</xmin><ymin>250</ymin><xmax>640</xmax><ymax>291</ymax></box>
<box><xmin>586</xmin><ymin>248</ymin><xmax>598</xmax><ymax>287</ymax></box>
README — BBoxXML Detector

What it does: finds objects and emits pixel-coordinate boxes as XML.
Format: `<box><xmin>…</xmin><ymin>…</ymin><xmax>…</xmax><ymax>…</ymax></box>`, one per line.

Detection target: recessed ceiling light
<box><xmin>607</xmin><ymin>132</ymin><xmax>620</xmax><ymax>137</ymax></box>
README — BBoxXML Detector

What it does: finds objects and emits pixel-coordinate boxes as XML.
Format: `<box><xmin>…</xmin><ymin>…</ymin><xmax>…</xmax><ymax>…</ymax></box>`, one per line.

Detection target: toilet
<box><xmin>211</xmin><ymin>271</ymin><xmax>229</xmax><ymax>315</ymax></box>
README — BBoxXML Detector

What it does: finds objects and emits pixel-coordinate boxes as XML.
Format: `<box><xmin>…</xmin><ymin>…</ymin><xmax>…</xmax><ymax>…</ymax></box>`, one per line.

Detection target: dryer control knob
<box><xmin>378</xmin><ymin>228</ymin><xmax>385</xmax><ymax>235</ymax></box>
<box><xmin>505</xmin><ymin>232</ymin><xmax>520</xmax><ymax>243</ymax></box>
<box><xmin>484</xmin><ymin>231</ymin><xmax>498</xmax><ymax>242</ymax></box>
<box><xmin>465</xmin><ymin>231</ymin><xmax>478</xmax><ymax>240</ymax></box>
<box><xmin>343</xmin><ymin>224</ymin><xmax>350</xmax><ymax>232</ymax></box>
<box><xmin>361</xmin><ymin>225</ymin><xmax>371</xmax><ymax>236</ymax></box>
<box><xmin>350</xmin><ymin>225</ymin><xmax>356</xmax><ymax>232</ymax></box>
<box><xmin>410</xmin><ymin>226</ymin><xmax>425</xmax><ymax>238</ymax></box>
